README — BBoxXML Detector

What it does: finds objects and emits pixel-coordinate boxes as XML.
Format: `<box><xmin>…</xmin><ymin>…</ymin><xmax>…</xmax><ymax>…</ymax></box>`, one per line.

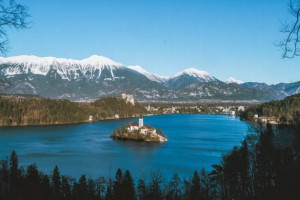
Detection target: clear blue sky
<box><xmin>7</xmin><ymin>0</ymin><xmax>299</xmax><ymax>84</ymax></box>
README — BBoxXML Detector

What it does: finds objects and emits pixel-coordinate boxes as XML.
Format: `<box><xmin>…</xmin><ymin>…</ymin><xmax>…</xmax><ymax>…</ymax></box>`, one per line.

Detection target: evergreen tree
<box><xmin>0</xmin><ymin>158</ymin><xmax>9</xmax><ymax>200</ymax></box>
<box><xmin>123</xmin><ymin>170</ymin><xmax>135</xmax><ymax>200</ymax></box>
<box><xmin>51</xmin><ymin>165</ymin><xmax>62</xmax><ymax>199</ymax></box>
<box><xmin>105</xmin><ymin>179</ymin><xmax>113</xmax><ymax>200</ymax></box>
<box><xmin>190</xmin><ymin>171</ymin><xmax>200</xmax><ymax>200</ymax></box>
<box><xmin>137</xmin><ymin>178</ymin><xmax>147</xmax><ymax>200</ymax></box>
<box><xmin>240</xmin><ymin>140</ymin><xmax>250</xmax><ymax>199</ymax></box>
<box><xmin>77</xmin><ymin>175</ymin><xmax>88</xmax><ymax>200</ymax></box>
<box><xmin>199</xmin><ymin>168</ymin><xmax>211</xmax><ymax>200</ymax></box>
<box><xmin>25</xmin><ymin>164</ymin><xmax>41</xmax><ymax>200</ymax></box>
<box><xmin>95</xmin><ymin>176</ymin><xmax>106</xmax><ymax>199</ymax></box>
<box><xmin>9</xmin><ymin>150</ymin><xmax>20</xmax><ymax>200</ymax></box>
<box><xmin>255</xmin><ymin>123</ymin><xmax>275</xmax><ymax>197</ymax></box>
<box><xmin>40</xmin><ymin>174</ymin><xmax>52</xmax><ymax>200</ymax></box>
<box><xmin>168</xmin><ymin>173</ymin><xmax>181</xmax><ymax>200</ymax></box>
<box><xmin>87</xmin><ymin>178</ymin><xmax>96</xmax><ymax>200</ymax></box>
<box><xmin>113</xmin><ymin>168</ymin><xmax>123</xmax><ymax>200</ymax></box>
<box><xmin>61</xmin><ymin>175</ymin><xmax>71</xmax><ymax>199</ymax></box>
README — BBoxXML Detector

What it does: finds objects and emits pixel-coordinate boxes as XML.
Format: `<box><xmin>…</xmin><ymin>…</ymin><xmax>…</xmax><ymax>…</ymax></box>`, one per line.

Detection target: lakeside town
<box><xmin>120</xmin><ymin>93</ymin><xmax>277</xmax><ymax>124</ymax></box>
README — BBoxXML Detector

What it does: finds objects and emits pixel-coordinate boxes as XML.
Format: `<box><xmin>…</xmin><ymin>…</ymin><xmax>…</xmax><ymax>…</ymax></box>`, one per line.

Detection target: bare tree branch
<box><xmin>277</xmin><ymin>0</ymin><xmax>300</xmax><ymax>58</ymax></box>
<box><xmin>0</xmin><ymin>0</ymin><xmax>30</xmax><ymax>55</ymax></box>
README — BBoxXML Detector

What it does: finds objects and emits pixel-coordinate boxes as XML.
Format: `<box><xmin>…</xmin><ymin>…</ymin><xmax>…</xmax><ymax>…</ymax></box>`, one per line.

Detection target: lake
<box><xmin>0</xmin><ymin>114</ymin><xmax>250</xmax><ymax>179</ymax></box>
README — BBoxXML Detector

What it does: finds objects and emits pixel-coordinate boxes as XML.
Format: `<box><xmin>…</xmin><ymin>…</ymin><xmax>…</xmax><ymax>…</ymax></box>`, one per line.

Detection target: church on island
<box><xmin>111</xmin><ymin>117</ymin><xmax>168</xmax><ymax>143</ymax></box>
<box><xmin>127</xmin><ymin>118</ymin><xmax>157</xmax><ymax>135</ymax></box>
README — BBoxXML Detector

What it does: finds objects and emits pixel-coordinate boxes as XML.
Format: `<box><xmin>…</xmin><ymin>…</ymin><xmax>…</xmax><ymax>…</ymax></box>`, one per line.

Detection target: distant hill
<box><xmin>240</xmin><ymin>93</ymin><xmax>300</xmax><ymax>124</ymax></box>
<box><xmin>241</xmin><ymin>81</ymin><xmax>300</xmax><ymax>98</ymax></box>
<box><xmin>0</xmin><ymin>95</ymin><xmax>146</xmax><ymax>126</ymax></box>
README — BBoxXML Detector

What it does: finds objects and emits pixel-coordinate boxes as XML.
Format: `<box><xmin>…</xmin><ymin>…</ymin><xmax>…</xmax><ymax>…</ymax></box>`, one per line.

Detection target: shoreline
<box><xmin>0</xmin><ymin>113</ymin><xmax>240</xmax><ymax>128</ymax></box>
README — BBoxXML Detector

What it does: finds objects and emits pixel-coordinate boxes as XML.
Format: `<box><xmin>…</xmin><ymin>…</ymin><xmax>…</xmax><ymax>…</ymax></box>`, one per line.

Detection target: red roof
<box><xmin>131</xmin><ymin>122</ymin><xmax>138</xmax><ymax>127</ymax></box>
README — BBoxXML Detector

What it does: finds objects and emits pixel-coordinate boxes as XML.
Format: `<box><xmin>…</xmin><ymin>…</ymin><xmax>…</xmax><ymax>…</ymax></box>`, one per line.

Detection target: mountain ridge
<box><xmin>0</xmin><ymin>55</ymin><xmax>298</xmax><ymax>101</ymax></box>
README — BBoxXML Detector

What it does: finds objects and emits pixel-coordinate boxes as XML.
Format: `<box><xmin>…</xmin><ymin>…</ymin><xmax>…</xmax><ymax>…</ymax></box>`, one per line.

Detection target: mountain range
<box><xmin>0</xmin><ymin>55</ymin><xmax>299</xmax><ymax>102</ymax></box>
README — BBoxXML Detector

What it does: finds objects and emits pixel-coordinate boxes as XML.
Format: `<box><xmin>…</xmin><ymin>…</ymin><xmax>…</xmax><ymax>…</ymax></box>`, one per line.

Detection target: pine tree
<box><xmin>40</xmin><ymin>175</ymin><xmax>52</xmax><ymax>200</ymax></box>
<box><xmin>240</xmin><ymin>140</ymin><xmax>250</xmax><ymax>199</ymax></box>
<box><xmin>123</xmin><ymin>170</ymin><xmax>135</xmax><ymax>200</ymax></box>
<box><xmin>105</xmin><ymin>179</ymin><xmax>113</xmax><ymax>200</ymax></box>
<box><xmin>113</xmin><ymin>168</ymin><xmax>123</xmax><ymax>200</ymax></box>
<box><xmin>0</xmin><ymin>158</ymin><xmax>9</xmax><ymax>199</ymax></box>
<box><xmin>190</xmin><ymin>171</ymin><xmax>200</xmax><ymax>200</ymax></box>
<box><xmin>137</xmin><ymin>179</ymin><xmax>147</xmax><ymax>200</ymax></box>
<box><xmin>25</xmin><ymin>164</ymin><xmax>41</xmax><ymax>200</ymax></box>
<box><xmin>9</xmin><ymin>150</ymin><xmax>20</xmax><ymax>199</ymax></box>
<box><xmin>77</xmin><ymin>175</ymin><xmax>88</xmax><ymax>200</ymax></box>
<box><xmin>95</xmin><ymin>176</ymin><xmax>106</xmax><ymax>199</ymax></box>
<box><xmin>168</xmin><ymin>173</ymin><xmax>181</xmax><ymax>200</ymax></box>
<box><xmin>51</xmin><ymin>165</ymin><xmax>61</xmax><ymax>199</ymax></box>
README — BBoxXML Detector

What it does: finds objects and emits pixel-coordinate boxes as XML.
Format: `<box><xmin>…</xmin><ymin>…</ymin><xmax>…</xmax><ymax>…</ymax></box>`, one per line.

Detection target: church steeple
<box><xmin>139</xmin><ymin>117</ymin><xmax>143</xmax><ymax>128</ymax></box>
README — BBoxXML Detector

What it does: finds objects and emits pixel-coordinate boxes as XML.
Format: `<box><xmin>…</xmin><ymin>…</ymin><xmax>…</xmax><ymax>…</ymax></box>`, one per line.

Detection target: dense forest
<box><xmin>240</xmin><ymin>93</ymin><xmax>300</xmax><ymax>124</ymax></box>
<box><xmin>0</xmin><ymin>123</ymin><xmax>299</xmax><ymax>200</ymax></box>
<box><xmin>0</xmin><ymin>95</ymin><xmax>146</xmax><ymax>126</ymax></box>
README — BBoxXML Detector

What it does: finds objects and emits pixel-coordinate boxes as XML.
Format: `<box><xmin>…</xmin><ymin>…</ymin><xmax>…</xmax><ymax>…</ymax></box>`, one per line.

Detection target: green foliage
<box><xmin>92</xmin><ymin>97</ymin><xmax>145</xmax><ymax>119</ymax></box>
<box><xmin>241</xmin><ymin>93</ymin><xmax>300</xmax><ymax>124</ymax></box>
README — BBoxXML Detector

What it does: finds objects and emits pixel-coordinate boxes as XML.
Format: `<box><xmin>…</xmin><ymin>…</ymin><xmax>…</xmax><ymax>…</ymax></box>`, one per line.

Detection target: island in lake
<box><xmin>110</xmin><ymin>117</ymin><xmax>168</xmax><ymax>142</ymax></box>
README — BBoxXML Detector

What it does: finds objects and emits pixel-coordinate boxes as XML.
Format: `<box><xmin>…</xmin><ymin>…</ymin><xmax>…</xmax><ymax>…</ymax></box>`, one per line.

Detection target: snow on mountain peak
<box><xmin>0</xmin><ymin>55</ymin><xmax>123</xmax><ymax>67</ymax></box>
<box><xmin>128</xmin><ymin>65</ymin><xmax>169</xmax><ymax>82</ymax></box>
<box><xmin>226</xmin><ymin>77</ymin><xmax>244</xmax><ymax>84</ymax></box>
<box><xmin>82</xmin><ymin>55</ymin><xmax>123</xmax><ymax>67</ymax></box>
<box><xmin>174</xmin><ymin>68</ymin><xmax>214</xmax><ymax>80</ymax></box>
<box><xmin>0</xmin><ymin>55</ymin><xmax>124</xmax><ymax>78</ymax></box>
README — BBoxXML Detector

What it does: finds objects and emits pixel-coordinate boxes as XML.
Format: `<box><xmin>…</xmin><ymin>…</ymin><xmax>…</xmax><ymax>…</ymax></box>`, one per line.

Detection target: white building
<box><xmin>139</xmin><ymin>117</ymin><xmax>143</xmax><ymax>128</ymax></box>
<box><xmin>114</xmin><ymin>114</ymin><xmax>119</xmax><ymax>119</ymax></box>
<box><xmin>140</xmin><ymin>127</ymin><xmax>148</xmax><ymax>134</ymax></box>
<box><xmin>127</xmin><ymin>122</ymin><xmax>139</xmax><ymax>131</ymax></box>
<box><xmin>149</xmin><ymin>128</ymin><xmax>156</xmax><ymax>134</ymax></box>
<box><xmin>146</xmin><ymin>105</ymin><xmax>151</xmax><ymax>111</ymax></box>
<box><xmin>121</xmin><ymin>93</ymin><xmax>135</xmax><ymax>105</ymax></box>
<box><xmin>230</xmin><ymin>111</ymin><xmax>236</xmax><ymax>116</ymax></box>
<box><xmin>89</xmin><ymin>115</ymin><xmax>93</xmax><ymax>121</ymax></box>
<box><xmin>238</xmin><ymin>106</ymin><xmax>245</xmax><ymax>112</ymax></box>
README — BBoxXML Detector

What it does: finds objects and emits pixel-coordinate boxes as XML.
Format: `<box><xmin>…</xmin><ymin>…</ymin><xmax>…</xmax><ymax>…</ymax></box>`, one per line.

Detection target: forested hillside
<box><xmin>0</xmin><ymin>95</ymin><xmax>146</xmax><ymax>126</ymax></box>
<box><xmin>240</xmin><ymin>93</ymin><xmax>300</xmax><ymax>124</ymax></box>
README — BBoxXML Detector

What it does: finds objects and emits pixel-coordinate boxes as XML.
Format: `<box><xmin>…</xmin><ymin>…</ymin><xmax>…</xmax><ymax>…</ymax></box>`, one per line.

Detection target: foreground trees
<box><xmin>0</xmin><ymin>124</ymin><xmax>299</xmax><ymax>200</ymax></box>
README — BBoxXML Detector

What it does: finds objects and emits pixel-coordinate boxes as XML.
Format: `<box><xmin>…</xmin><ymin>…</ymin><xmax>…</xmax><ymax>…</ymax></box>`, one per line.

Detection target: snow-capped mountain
<box><xmin>0</xmin><ymin>55</ymin><xmax>298</xmax><ymax>101</ymax></box>
<box><xmin>0</xmin><ymin>55</ymin><xmax>125</xmax><ymax>80</ymax></box>
<box><xmin>165</xmin><ymin>68</ymin><xmax>219</xmax><ymax>89</ymax></box>
<box><xmin>0</xmin><ymin>55</ymin><xmax>163</xmax><ymax>100</ymax></box>
<box><xmin>226</xmin><ymin>77</ymin><xmax>244</xmax><ymax>84</ymax></box>
<box><xmin>128</xmin><ymin>65</ymin><xmax>168</xmax><ymax>83</ymax></box>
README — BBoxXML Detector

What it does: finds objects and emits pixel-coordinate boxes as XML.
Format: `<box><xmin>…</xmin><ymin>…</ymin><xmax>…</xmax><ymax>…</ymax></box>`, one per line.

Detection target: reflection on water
<box><xmin>0</xmin><ymin>114</ymin><xmax>249</xmax><ymax>179</ymax></box>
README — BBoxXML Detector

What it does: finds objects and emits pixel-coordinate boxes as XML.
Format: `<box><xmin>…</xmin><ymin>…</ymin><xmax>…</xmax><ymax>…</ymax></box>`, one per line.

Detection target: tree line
<box><xmin>240</xmin><ymin>93</ymin><xmax>300</xmax><ymax>124</ymax></box>
<box><xmin>0</xmin><ymin>95</ymin><xmax>146</xmax><ymax>126</ymax></box>
<box><xmin>0</xmin><ymin>123</ymin><xmax>299</xmax><ymax>200</ymax></box>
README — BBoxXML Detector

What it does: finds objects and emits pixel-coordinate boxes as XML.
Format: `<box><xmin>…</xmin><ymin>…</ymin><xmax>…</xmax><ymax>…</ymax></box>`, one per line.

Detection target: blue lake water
<box><xmin>0</xmin><ymin>114</ymin><xmax>250</xmax><ymax>179</ymax></box>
